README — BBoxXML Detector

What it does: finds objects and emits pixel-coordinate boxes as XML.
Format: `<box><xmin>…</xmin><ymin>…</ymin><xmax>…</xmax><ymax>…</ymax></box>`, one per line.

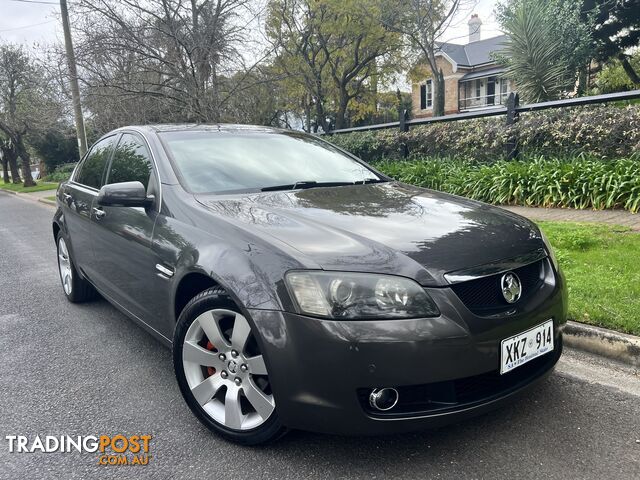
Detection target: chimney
<box><xmin>468</xmin><ymin>14</ymin><xmax>482</xmax><ymax>43</ymax></box>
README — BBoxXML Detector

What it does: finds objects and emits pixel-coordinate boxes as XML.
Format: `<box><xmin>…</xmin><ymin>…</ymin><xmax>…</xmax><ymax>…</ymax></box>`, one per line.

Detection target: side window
<box><xmin>74</xmin><ymin>136</ymin><xmax>115</xmax><ymax>189</ymax></box>
<box><xmin>107</xmin><ymin>133</ymin><xmax>153</xmax><ymax>190</ymax></box>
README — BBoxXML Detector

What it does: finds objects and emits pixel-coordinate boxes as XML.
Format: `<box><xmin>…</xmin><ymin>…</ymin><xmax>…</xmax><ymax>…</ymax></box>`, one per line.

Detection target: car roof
<box><xmin>122</xmin><ymin>124</ymin><xmax>291</xmax><ymax>135</ymax></box>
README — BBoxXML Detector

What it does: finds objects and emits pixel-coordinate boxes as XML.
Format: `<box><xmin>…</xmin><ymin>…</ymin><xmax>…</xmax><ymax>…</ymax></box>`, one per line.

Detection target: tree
<box><xmin>0</xmin><ymin>44</ymin><xmax>69</xmax><ymax>187</ymax></box>
<box><xmin>267</xmin><ymin>0</ymin><xmax>332</xmax><ymax>131</ymax></box>
<box><xmin>496</xmin><ymin>0</ymin><xmax>594</xmax><ymax>102</ymax></box>
<box><xmin>0</xmin><ymin>147</ymin><xmax>7</xmax><ymax>183</ymax></box>
<box><xmin>594</xmin><ymin>51</ymin><xmax>640</xmax><ymax>93</ymax></box>
<box><xmin>583</xmin><ymin>0</ymin><xmax>640</xmax><ymax>85</ymax></box>
<box><xmin>73</xmin><ymin>0</ymin><xmax>269</xmax><ymax>130</ymax></box>
<box><xmin>386</xmin><ymin>0</ymin><xmax>467</xmax><ymax>117</ymax></box>
<box><xmin>0</xmin><ymin>135</ymin><xmax>22</xmax><ymax>184</ymax></box>
<box><xmin>30</xmin><ymin>127</ymin><xmax>80</xmax><ymax>174</ymax></box>
<box><xmin>267</xmin><ymin>0</ymin><xmax>402</xmax><ymax>131</ymax></box>
<box><xmin>0</xmin><ymin>142</ymin><xmax>7</xmax><ymax>183</ymax></box>
<box><xmin>0</xmin><ymin>46</ymin><xmax>40</xmax><ymax>187</ymax></box>
<box><xmin>352</xmin><ymin>88</ymin><xmax>412</xmax><ymax>127</ymax></box>
<box><xmin>224</xmin><ymin>67</ymin><xmax>290</xmax><ymax>127</ymax></box>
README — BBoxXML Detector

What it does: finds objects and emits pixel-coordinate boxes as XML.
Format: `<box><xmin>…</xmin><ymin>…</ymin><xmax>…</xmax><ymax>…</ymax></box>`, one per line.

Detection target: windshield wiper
<box><xmin>261</xmin><ymin>181</ymin><xmax>357</xmax><ymax>192</ymax></box>
<box><xmin>261</xmin><ymin>177</ymin><xmax>387</xmax><ymax>192</ymax></box>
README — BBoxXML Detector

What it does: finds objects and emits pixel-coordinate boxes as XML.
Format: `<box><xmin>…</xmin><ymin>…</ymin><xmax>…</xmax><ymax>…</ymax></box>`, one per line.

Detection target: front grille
<box><xmin>358</xmin><ymin>340</ymin><xmax>561</xmax><ymax>417</ymax></box>
<box><xmin>450</xmin><ymin>259</ymin><xmax>545</xmax><ymax>316</ymax></box>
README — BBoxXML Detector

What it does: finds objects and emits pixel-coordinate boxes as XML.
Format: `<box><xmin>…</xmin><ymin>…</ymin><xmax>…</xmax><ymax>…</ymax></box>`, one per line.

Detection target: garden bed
<box><xmin>374</xmin><ymin>156</ymin><xmax>640</xmax><ymax>212</ymax></box>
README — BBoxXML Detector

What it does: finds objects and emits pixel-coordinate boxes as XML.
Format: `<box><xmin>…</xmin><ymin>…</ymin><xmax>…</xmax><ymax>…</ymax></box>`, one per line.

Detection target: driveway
<box><xmin>0</xmin><ymin>191</ymin><xmax>638</xmax><ymax>479</ymax></box>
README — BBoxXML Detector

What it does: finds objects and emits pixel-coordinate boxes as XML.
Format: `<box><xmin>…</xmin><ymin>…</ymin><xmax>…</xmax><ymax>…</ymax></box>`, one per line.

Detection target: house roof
<box><xmin>438</xmin><ymin>35</ymin><xmax>507</xmax><ymax>67</ymax></box>
<box><xmin>459</xmin><ymin>66</ymin><xmax>505</xmax><ymax>81</ymax></box>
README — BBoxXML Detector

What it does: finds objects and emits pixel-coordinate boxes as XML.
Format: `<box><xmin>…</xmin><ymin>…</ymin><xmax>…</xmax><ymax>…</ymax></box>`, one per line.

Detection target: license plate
<box><xmin>500</xmin><ymin>320</ymin><xmax>554</xmax><ymax>374</ymax></box>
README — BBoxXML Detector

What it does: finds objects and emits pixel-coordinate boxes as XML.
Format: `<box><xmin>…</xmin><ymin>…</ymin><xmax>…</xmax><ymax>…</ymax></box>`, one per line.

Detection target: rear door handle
<box><xmin>92</xmin><ymin>207</ymin><xmax>106</xmax><ymax>220</ymax></box>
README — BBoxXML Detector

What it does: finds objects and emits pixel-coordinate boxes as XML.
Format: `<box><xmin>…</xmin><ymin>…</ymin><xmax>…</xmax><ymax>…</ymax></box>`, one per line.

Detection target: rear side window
<box><xmin>106</xmin><ymin>133</ymin><xmax>153</xmax><ymax>189</ymax></box>
<box><xmin>75</xmin><ymin>136</ymin><xmax>115</xmax><ymax>189</ymax></box>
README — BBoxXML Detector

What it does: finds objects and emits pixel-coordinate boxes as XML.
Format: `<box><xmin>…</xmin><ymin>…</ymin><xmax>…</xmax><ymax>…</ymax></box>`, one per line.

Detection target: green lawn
<box><xmin>44</xmin><ymin>195</ymin><xmax>57</xmax><ymax>202</ymax></box>
<box><xmin>0</xmin><ymin>181</ymin><xmax>59</xmax><ymax>193</ymax></box>
<box><xmin>538</xmin><ymin>221</ymin><xmax>640</xmax><ymax>335</ymax></box>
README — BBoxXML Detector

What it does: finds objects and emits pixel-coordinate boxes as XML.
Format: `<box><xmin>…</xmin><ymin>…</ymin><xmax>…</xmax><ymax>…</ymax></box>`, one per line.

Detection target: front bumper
<box><xmin>249</xmin><ymin>265</ymin><xmax>568</xmax><ymax>435</ymax></box>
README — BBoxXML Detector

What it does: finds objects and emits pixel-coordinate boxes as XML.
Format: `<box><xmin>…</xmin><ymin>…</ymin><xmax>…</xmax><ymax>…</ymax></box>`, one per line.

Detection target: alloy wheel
<box><xmin>57</xmin><ymin>237</ymin><xmax>73</xmax><ymax>296</ymax></box>
<box><xmin>182</xmin><ymin>309</ymin><xmax>275</xmax><ymax>430</ymax></box>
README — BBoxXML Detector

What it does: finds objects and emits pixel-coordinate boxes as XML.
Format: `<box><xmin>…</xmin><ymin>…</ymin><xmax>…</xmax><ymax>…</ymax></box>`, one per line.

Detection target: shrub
<box><xmin>327</xmin><ymin>105</ymin><xmax>640</xmax><ymax>162</ymax></box>
<box><xmin>374</xmin><ymin>155</ymin><xmax>640</xmax><ymax>213</ymax></box>
<box><xmin>44</xmin><ymin>162</ymin><xmax>76</xmax><ymax>183</ymax></box>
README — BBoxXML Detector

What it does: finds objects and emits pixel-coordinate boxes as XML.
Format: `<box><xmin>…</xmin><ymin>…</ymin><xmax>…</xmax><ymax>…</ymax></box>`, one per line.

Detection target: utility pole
<box><xmin>60</xmin><ymin>0</ymin><xmax>88</xmax><ymax>157</ymax></box>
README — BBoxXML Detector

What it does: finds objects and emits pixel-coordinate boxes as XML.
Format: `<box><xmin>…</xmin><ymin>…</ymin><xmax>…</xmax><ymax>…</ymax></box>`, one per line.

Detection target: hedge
<box><xmin>43</xmin><ymin>162</ymin><xmax>76</xmax><ymax>183</ymax></box>
<box><xmin>374</xmin><ymin>155</ymin><xmax>640</xmax><ymax>213</ymax></box>
<box><xmin>327</xmin><ymin>105</ymin><xmax>640</xmax><ymax>162</ymax></box>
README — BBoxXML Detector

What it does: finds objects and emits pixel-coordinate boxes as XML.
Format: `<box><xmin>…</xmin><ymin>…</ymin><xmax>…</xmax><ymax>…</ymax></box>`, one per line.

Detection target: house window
<box><xmin>420</xmin><ymin>80</ymin><xmax>433</xmax><ymax>109</ymax></box>
<box><xmin>475</xmin><ymin>79</ymin><xmax>481</xmax><ymax>98</ymax></box>
<box><xmin>500</xmin><ymin>78</ymin><xmax>508</xmax><ymax>100</ymax></box>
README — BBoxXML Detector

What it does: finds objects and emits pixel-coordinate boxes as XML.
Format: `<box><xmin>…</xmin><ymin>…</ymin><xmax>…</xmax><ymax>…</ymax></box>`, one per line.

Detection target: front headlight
<box><xmin>540</xmin><ymin>230</ymin><xmax>559</xmax><ymax>271</ymax></box>
<box><xmin>285</xmin><ymin>271</ymin><xmax>440</xmax><ymax>319</ymax></box>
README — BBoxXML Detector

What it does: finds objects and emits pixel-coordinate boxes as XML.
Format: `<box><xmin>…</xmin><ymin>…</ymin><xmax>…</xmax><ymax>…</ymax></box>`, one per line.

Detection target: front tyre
<box><xmin>56</xmin><ymin>232</ymin><xmax>97</xmax><ymax>303</ymax></box>
<box><xmin>173</xmin><ymin>287</ymin><xmax>286</xmax><ymax>445</ymax></box>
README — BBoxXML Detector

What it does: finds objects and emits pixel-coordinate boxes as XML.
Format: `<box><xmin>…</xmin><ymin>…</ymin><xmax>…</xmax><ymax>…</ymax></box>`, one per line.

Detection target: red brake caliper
<box><xmin>206</xmin><ymin>341</ymin><xmax>216</xmax><ymax>377</ymax></box>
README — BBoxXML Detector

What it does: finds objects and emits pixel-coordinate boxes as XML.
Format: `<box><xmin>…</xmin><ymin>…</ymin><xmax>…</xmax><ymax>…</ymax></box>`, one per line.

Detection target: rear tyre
<box><xmin>56</xmin><ymin>232</ymin><xmax>97</xmax><ymax>303</ymax></box>
<box><xmin>173</xmin><ymin>287</ymin><xmax>287</xmax><ymax>445</ymax></box>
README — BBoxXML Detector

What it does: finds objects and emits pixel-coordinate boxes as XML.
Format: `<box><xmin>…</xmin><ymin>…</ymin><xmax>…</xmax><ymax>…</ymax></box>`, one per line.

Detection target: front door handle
<box><xmin>63</xmin><ymin>193</ymin><xmax>73</xmax><ymax>204</ymax></box>
<box><xmin>92</xmin><ymin>207</ymin><xmax>106</xmax><ymax>220</ymax></box>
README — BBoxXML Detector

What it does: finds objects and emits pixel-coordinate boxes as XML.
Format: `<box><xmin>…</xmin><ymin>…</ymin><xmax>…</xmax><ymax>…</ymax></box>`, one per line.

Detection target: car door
<box><xmin>89</xmin><ymin>132</ymin><xmax>167</xmax><ymax>331</ymax></box>
<box><xmin>60</xmin><ymin>135</ymin><xmax>116</xmax><ymax>280</ymax></box>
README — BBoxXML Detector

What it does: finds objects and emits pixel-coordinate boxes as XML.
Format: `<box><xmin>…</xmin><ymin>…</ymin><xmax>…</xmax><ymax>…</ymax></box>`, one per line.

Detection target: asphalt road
<box><xmin>1</xmin><ymin>191</ymin><xmax>639</xmax><ymax>480</ymax></box>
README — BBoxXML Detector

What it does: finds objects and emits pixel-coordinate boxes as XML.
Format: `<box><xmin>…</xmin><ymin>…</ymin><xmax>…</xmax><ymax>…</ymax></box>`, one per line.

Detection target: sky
<box><xmin>0</xmin><ymin>0</ymin><xmax>503</xmax><ymax>47</ymax></box>
<box><xmin>442</xmin><ymin>0</ymin><xmax>503</xmax><ymax>44</ymax></box>
<box><xmin>0</xmin><ymin>0</ymin><xmax>62</xmax><ymax>46</ymax></box>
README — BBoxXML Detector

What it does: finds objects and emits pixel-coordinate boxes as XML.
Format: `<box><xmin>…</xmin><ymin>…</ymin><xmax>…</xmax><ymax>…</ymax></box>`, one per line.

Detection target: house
<box><xmin>411</xmin><ymin>15</ymin><xmax>514</xmax><ymax>118</ymax></box>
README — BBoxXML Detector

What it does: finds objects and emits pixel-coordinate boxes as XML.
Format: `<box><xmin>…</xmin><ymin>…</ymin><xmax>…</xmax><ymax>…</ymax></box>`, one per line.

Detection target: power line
<box><xmin>0</xmin><ymin>19</ymin><xmax>55</xmax><ymax>32</ymax></box>
<box><xmin>5</xmin><ymin>0</ymin><xmax>59</xmax><ymax>5</ymax></box>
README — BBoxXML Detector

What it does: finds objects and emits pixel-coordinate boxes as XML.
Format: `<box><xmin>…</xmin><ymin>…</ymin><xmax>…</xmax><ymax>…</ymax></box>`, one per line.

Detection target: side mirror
<box><xmin>96</xmin><ymin>181</ymin><xmax>153</xmax><ymax>208</ymax></box>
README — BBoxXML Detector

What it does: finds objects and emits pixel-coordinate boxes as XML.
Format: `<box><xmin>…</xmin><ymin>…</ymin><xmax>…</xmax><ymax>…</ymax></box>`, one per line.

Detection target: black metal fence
<box><xmin>326</xmin><ymin>89</ymin><xmax>640</xmax><ymax>159</ymax></box>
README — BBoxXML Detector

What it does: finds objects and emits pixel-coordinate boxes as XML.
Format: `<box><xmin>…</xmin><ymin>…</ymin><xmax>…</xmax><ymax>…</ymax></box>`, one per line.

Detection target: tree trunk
<box><xmin>314</xmin><ymin>98</ymin><xmax>330</xmax><ymax>133</ymax></box>
<box><xmin>334</xmin><ymin>90</ymin><xmax>349</xmax><ymax>130</ymax></box>
<box><xmin>15</xmin><ymin>136</ymin><xmax>35</xmax><ymax>187</ymax></box>
<box><xmin>396</xmin><ymin>88</ymin><xmax>403</xmax><ymax>119</ymax></box>
<box><xmin>433</xmin><ymin>69</ymin><xmax>445</xmax><ymax>117</ymax></box>
<box><xmin>619</xmin><ymin>54</ymin><xmax>640</xmax><ymax>85</ymax></box>
<box><xmin>5</xmin><ymin>145</ymin><xmax>22</xmax><ymax>184</ymax></box>
<box><xmin>20</xmin><ymin>156</ymin><xmax>35</xmax><ymax>187</ymax></box>
<box><xmin>576</xmin><ymin>66</ymin><xmax>588</xmax><ymax>96</ymax></box>
<box><xmin>304</xmin><ymin>95</ymin><xmax>311</xmax><ymax>133</ymax></box>
<box><xmin>1</xmin><ymin>153</ymin><xmax>9</xmax><ymax>184</ymax></box>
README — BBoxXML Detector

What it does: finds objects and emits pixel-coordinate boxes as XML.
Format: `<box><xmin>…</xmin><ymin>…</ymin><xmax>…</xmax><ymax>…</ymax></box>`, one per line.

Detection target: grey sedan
<box><xmin>53</xmin><ymin>125</ymin><xmax>567</xmax><ymax>444</ymax></box>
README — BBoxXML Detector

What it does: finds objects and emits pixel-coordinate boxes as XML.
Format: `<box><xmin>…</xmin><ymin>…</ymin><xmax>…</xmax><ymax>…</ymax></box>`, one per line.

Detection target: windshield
<box><xmin>159</xmin><ymin>130</ymin><xmax>383</xmax><ymax>194</ymax></box>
